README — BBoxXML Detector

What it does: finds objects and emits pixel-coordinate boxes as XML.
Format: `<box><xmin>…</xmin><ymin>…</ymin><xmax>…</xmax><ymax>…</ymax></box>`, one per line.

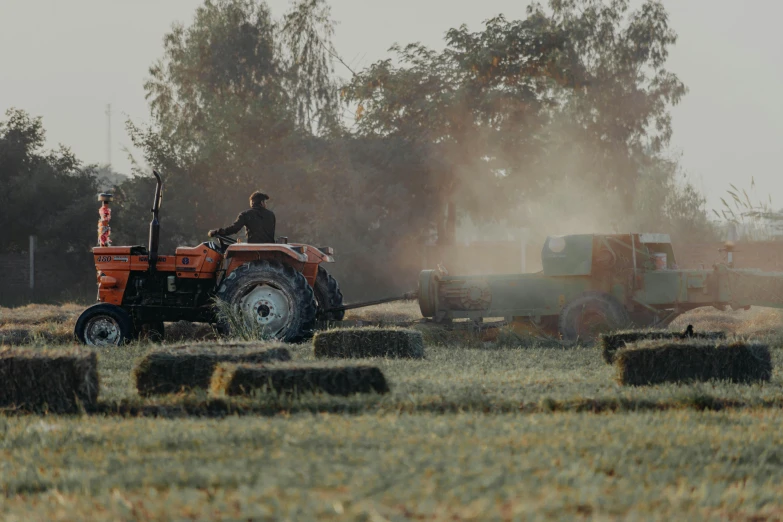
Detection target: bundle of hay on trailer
<box><xmin>0</xmin><ymin>348</ymin><xmax>99</xmax><ymax>413</ymax></box>
<box><xmin>133</xmin><ymin>343</ymin><xmax>291</xmax><ymax>396</ymax></box>
<box><xmin>211</xmin><ymin>362</ymin><xmax>389</xmax><ymax>397</ymax></box>
<box><xmin>313</xmin><ymin>327</ymin><xmax>424</xmax><ymax>359</ymax></box>
<box><xmin>615</xmin><ymin>340</ymin><xmax>772</xmax><ymax>386</ymax></box>
<box><xmin>600</xmin><ymin>327</ymin><xmax>726</xmax><ymax>364</ymax></box>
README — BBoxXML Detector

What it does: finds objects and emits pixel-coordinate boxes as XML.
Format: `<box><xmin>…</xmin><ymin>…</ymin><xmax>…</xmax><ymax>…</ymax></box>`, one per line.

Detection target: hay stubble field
<box><xmin>1</xmin><ymin>302</ymin><xmax>783</xmax><ymax>520</ymax></box>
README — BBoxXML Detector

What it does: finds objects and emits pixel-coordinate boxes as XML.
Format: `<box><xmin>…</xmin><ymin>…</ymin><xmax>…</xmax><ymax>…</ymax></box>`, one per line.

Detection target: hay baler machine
<box><xmin>417</xmin><ymin>233</ymin><xmax>783</xmax><ymax>341</ymax></box>
<box><xmin>75</xmin><ymin>171</ymin><xmax>346</xmax><ymax>346</ymax></box>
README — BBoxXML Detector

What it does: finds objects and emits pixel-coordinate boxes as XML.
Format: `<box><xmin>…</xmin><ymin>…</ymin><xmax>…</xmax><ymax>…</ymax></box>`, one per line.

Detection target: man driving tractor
<box><xmin>208</xmin><ymin>191</ymin><xmax>276</xmax><ymax>243</ymax></box>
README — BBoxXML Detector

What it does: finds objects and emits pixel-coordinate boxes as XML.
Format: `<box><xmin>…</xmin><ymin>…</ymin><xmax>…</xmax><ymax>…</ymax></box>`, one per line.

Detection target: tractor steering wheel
<box><xmin>214</xmin><ymin>234</ymin><xmax>236</xmax><ymax>250</ymax></box>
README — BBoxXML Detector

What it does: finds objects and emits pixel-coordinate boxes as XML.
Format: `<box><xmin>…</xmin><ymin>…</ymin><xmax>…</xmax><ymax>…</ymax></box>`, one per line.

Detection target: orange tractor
<box><xmin>74</xmin><ymin>171</ymin><xmax>344</xmax><ymax>346</ymax></box>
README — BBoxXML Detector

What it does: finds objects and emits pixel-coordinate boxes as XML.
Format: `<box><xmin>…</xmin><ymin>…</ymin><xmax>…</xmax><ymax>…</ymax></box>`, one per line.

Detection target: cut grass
<box><xmin>0</xmin><ymin>322</ymin><xmax>76</xmax><ymax>347</ymax></box>
<box><xmin>3</xmin><ymin>411</ymin><xmax>783</xmax><ymax>520</ymax></box>
<box><xmin>0</xmin><ymin>303</ymin><xmax>83</xmax><ymax>326</ymax></box>
<box><xmin>2</xmin><ymin>303</ymin><xmax>783</xmax><ymax>519</ymax></box>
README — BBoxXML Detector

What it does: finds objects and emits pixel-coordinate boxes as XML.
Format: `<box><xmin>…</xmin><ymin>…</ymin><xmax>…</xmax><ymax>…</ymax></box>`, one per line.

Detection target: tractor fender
<box><xmin>222</xmin><ymin>244</ymin><xmax>310</xmax><ymax>282</ymax></box>
<box><xmin>290</xmin><ymin>244</ymin><xmax>335</xmax><ymax>264</ymax></box>
<box><xmin>224</xmin><ymin>244</ymin><xmax>308</xmax><ymax>263</ymax></box>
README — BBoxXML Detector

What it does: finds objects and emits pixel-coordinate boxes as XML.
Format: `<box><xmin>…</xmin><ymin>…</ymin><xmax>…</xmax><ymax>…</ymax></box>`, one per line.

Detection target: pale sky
<box><xmin>1</xmin><ymin>0</ymin><xmax>781</xmax><ymax>212</ymax></box>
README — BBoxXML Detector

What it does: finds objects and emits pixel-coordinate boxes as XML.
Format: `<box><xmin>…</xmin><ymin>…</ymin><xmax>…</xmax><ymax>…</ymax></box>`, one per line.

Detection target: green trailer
<box><xmin>417</xmin><ymin>233</ymin><xmax>783</xmax><ymax>341</ymax></box>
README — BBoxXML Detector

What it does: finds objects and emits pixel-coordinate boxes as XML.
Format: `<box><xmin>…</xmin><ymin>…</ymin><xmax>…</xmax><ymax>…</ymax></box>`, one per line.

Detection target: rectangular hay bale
<box><xmin>313</xmin><ymin>327</ymin><xmax>424</xmax><ymax>359</ymax></box>
<box><xmin>211</xmin><ymin>362</ymin><xmax>390</xmax><ymax>397</ymax></box>
<box><xmin>615</xmin><ymin>340</ymin><xmax>772</xmax><ymax>386</ymax></box>
<box><xmin>600</xmin><ymin>329</ymin><xmax>726</xmax><ymax>364</ymax></box>
<box><xmin>133</xmin><ymin>343</ymin><xmax>291</xmax><ymax>396</ymax></box>
<box><xmin>0</xmin><ymin>348</ymin><xmax>99</xmax><ymax>413</ymax></box>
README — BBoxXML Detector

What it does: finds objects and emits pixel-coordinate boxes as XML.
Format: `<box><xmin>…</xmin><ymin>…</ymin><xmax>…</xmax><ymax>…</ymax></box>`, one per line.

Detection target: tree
<box><xmin>345</xmin><ymin>12</ymin><xmax>579</xmax><ymax>243</ymax></box>
<box><xmin>0</xmin><ymin>108</ymin><xmax>99</xmax><ymax>254</ymax></box>
<box><xmin>124</xmin><ymin>0</ymin><xmax>342</xmax><ymax>247</ymax></box>
<box><xmin>345</xmin><ymin>0</ymin><xmax>694</xmax><ymax>242</ymax></box>
<box><xmin>544</xmin><ymin>0</ymin><xmax>687</xmax><ymax>206</ymax></box>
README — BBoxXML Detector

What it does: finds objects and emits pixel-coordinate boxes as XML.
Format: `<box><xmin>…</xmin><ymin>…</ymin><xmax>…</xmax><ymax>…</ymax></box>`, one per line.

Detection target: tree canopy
<box><xmin>0</xmin><ymin>109</ymin><xmax>99</xmax><ymax>254</ymax></box>
<box><xmin>345</xmin><ymin>0</ymin><xmax>697</xmax><ymax>241</ymax></box>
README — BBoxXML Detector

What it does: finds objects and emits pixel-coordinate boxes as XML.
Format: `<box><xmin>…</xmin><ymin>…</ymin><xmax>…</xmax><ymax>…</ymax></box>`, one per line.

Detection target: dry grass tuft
<box><xmin>0</xmin><ymin>303</ymin><xmax>83</xmax><ymax>327</ymax></box>
<box><xmin>0</xmin><ymin>303</ymin><xmax>83</xmax><ymax>347</ymax></box>
<box><xmin>0</xmin><ymin>347</ymin><xmax>99</xmax><ymax>413</ymax></box>
<box><xmin>314</xmin><ymin>327</ymin><xmax>424</xmax><ymax>359</ymax></box>
<box><xmin>210</xmin><ymin>362</ymin><xmax>390</xmax><ymax>397</ymax></box>
<box><xmin>601</xmin><ymin>329</ymin><xmax>726</xmax><ymax>364</ymax></box>
<box><xmin>0</xmin><ymin>323</ymin><xmax>76</xmax><ymax>346</ymax></box>
<box><xmin>0</xmin><ymin>328</ymin><xmax>35</xmax><ymax>346</ymax></box>
<box><xmin>133</xmin><ymin>343</ymin><xmax>291</xmax><ymax>396</ymax></box>
<box><xmin>615</xmin><ymin>339</ymin><xmax>772</xmax><ymax>386</ymax></box>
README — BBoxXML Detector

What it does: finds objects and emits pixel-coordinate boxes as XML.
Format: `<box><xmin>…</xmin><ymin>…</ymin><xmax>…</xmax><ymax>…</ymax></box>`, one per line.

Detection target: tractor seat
<box><xmin>130</xmin><ymin>246</ymin><xmax>148</xmax><ymax>255</ymax></box>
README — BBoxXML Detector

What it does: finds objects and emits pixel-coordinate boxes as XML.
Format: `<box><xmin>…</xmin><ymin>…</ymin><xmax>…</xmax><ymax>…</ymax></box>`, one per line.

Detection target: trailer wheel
<box><xmin>74</xmin><ymin>303</ymin><xmax>136</xmax><ymax>346</ymax></box>
<box><xmin>216</xmin><ymin>259</ymin><xmax>317</xmax><ymax>342</ymax></box>
<box><xmin>314</xmin><ymin>266</ymin><xmax>345</xmax><ymax>321</ymax></box>
<box><xmin>558</xmin><ymin>292</ymin><xmax>629</xmax><ymax>343</ymax></box>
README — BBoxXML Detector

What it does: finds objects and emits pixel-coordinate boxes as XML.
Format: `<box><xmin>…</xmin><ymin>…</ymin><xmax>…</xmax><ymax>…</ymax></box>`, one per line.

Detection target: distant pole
<box><xmin>29</xmin><ymin>235</ymin><xmax>36</xmax><ymax>291</ymax></box>
<box><xmin>105</xmin><ymin>103</ymin><xmax>112</xmax><ymax>167</ymax></box>
<box><xmin>727</xmin><ymin>223</ymin><xmax>738</xmax><ymax>267</ymax></box>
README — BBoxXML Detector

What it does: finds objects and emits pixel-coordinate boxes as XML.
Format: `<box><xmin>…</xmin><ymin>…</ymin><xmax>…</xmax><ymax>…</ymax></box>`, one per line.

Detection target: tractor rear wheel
<box><xmin>74</xmin><ymin>303</ymin><xmax>136</xmax><ymax>346</ymax></box>
<box><xmin>216</xmin><ymin>259</ymin><xmax>317</xmax><ymax>342</ymax></box>
<box><xmin>314</xmin><ymin>266</ymin><xmax>345</xmax><ymax>321</ymax></box>
<box><xmin>558</xmin><ymin>291</ymin><xmax>629</xmax><ymax>343</ymax></box>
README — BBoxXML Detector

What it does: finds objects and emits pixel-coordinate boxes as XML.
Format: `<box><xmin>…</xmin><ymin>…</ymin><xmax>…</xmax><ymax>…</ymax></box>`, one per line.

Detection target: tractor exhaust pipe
<box><xmin>148</xmin><ymin>170</ymin><xmax>163</xmax><ymax>271</ymax></box>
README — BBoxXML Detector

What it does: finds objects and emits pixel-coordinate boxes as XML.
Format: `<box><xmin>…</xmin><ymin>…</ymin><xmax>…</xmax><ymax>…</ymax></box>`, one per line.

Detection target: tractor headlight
<box><xmin>548</xmin><ymin>236</ymin><xmax>566</xmax><ymax>253</ymax></box>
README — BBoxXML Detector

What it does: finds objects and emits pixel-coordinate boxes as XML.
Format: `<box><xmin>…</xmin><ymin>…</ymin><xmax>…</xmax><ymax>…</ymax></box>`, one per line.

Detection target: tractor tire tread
<box><xmin>314</xmin><ymin>266</ymin><xmax>345</xmax><ymax>321</ymax></box>
<box><xmin>557</xmin><ymin>291</ymin><xmax>629</xmax><ymax>343</ymax></box>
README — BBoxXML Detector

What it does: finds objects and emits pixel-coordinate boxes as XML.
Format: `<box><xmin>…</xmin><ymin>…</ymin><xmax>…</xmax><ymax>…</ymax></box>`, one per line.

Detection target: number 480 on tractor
<box><xmin>74</xmin><ymin>171</ymin><xmax>345</xmax><ymax>346</ymax></box>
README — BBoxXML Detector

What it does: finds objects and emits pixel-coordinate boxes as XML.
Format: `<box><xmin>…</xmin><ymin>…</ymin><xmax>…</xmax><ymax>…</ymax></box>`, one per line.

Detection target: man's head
<box><xmin>250</xmin><ymin>191</ymin><xmax>269</xmax><ymax>208</ymax></box>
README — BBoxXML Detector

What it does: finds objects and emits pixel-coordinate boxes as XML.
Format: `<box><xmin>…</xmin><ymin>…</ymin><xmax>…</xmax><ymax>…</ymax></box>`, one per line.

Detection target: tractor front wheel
<box><xmin>216</xmin><ymin>259</ymin><xmax>317</xmax><ymax>342</ymax></box>
<box><xmin>74</xmin><ymin>303</ymin><xmax>136</xmax><ymax>346</ymax></box>
<box><xmin>558</xmin><ymin>292</ymin><xmax>629</xmax><ymax>343</ymax></box>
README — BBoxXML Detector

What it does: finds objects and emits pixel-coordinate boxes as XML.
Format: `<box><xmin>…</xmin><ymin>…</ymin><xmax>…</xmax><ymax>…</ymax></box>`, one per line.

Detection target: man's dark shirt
<box><xmin>217</xmin><ymin>205</ymin><xmax>276</xmax><ymax>243</ymax></box>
